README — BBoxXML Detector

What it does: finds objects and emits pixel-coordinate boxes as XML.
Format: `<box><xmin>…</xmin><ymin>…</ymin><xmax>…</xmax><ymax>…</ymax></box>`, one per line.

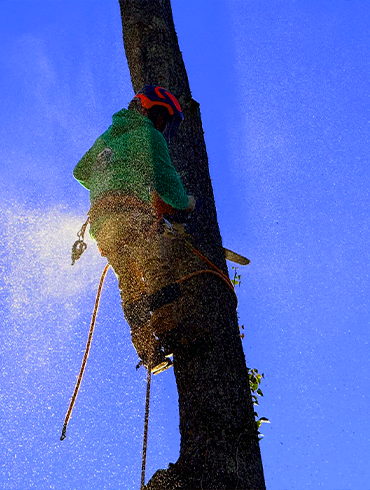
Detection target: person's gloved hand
<box><xmin>185</xmin><ymin>195</ymin><xmax>196</xmax><ymax>214</ymax></box>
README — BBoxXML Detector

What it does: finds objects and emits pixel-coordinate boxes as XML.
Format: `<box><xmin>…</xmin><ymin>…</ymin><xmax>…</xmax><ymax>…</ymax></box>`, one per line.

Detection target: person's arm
<box><xmin>73</xmin><ymin>137</ymin><xmax>106</xmax><ymax>190</ymax></box>
<box><xmin>152</xmin><ymin>133</ymin><xmax>190</xmax><ymax>210</ymax></box>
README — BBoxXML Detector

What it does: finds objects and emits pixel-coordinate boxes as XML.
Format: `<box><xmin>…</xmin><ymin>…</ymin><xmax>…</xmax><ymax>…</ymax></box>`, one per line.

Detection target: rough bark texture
<box><xmin>118</xmin><ymin>1</ymin><xmax>266</xmax><ymax>488</ymax></box>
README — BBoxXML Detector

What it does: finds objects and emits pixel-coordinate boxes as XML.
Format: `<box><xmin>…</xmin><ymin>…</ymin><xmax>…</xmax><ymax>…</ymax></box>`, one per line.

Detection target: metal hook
<box><xmin>71</xmin><ymin>239</ymin><xmax>87</xmax><ymax>266</ymax></box>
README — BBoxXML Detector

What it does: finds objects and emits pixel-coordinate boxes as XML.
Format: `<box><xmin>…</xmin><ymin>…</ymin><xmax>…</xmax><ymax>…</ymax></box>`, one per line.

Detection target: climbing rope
<box><xmin>59</xmin><ymin>257</ymin><xmax>153</xmax><ymax>487</ymax></box>
<box><xmin>60</xmin><ymin>262</ymin><xmax>110</xmax><ymax>441</ymax></box>
<box><xmin>180</xmin><ymin>241</ymin><xmax>235</xmax><ymax>294</ymax></box>
<box><xmin>140</xmin><ymin>365</ymin><xmax>152</xmax><ymax>490</ymax></box>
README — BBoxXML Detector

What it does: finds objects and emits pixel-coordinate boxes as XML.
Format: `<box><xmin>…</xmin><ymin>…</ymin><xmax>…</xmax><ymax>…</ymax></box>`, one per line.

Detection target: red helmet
<box><xmin>134</xmin><ymin>85</ymin><xmax>184</xmax><ymax>142</ymax></box>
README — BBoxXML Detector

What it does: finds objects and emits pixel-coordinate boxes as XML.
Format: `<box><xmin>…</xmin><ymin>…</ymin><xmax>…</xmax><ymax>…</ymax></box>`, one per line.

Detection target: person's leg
<box><xmin>95</xmin><ymin>212</ymin><xmax>171</xmax><ymax>372</ymax></box>
<box><xmin>133</xmin><ymin>232</ymin><xmax>179</xmax><ymax>339</ymax></box>
<box><xmin>94</xmin><ymin>214</ymin><xmax>152</xmax><ymax>349</ymax></box>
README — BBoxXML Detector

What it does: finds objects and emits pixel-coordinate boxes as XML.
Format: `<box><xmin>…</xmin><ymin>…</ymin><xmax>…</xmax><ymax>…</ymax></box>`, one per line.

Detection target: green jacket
<box><xmin>73</xmin><ymin>109</ymin><xmax>189</xmax><ymax>235</ymax></box>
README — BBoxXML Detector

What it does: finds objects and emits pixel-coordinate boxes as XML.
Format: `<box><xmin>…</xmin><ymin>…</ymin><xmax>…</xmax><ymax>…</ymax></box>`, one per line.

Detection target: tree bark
<box><xmin>118</xmin><ymin>1</ymin><xmax>266</xmax><ymax>488</ymax></box>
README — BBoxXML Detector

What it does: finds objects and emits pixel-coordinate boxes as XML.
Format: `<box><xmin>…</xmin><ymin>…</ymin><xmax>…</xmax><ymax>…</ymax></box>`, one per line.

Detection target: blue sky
<box><xmin>1</xmin><ymin>1</ymin><xmax>370</xmax><ymax>489</ymax></box>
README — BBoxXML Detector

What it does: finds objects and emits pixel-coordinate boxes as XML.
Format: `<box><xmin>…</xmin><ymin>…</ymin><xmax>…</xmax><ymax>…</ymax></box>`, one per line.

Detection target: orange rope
<box><xmin>60</xmin><ymin>263</ymin><xmax>110</xmax><ymax>441</ymax></box>
<box><xmin>177</xmin><ymin>269</ymin><xmax>235</xmax><ymax>294</ymax></box>
<box><xmin>181</xmin><ymin>241</ymin><xmax>236</xmax><ymax>294</ymax></box>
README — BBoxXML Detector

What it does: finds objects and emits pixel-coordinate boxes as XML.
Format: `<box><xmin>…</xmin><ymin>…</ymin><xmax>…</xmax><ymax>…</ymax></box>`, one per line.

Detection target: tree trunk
<box><xmin>118</xmin><ymin>1</ymin><xmax>266</xmax><ymax>488</ymax></box>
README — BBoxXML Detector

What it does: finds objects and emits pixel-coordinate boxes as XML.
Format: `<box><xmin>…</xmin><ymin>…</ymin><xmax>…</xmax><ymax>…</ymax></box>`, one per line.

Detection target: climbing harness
<box><xmin>71</xmin><ymin>218</ymin><xmax>89</xmax><ymax>265</ymax></box>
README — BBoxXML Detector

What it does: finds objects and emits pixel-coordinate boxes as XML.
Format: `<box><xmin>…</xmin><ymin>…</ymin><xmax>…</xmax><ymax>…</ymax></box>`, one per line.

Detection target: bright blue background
<box><xmin>1</xmin><ymin>1</ymin><xmax>369</xmax><ymax>489</ymax></box>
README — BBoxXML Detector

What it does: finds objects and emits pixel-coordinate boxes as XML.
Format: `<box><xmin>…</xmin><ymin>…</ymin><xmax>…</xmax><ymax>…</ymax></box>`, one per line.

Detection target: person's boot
<box><xmin>150</xmin><ymin>348</ymin><xmax>173</xmax><ymax>375</ymax></box>
<box><xmin>137</xmin><ymin>345</ymin><xmax>173</xmax><ymax>374</ymax></box>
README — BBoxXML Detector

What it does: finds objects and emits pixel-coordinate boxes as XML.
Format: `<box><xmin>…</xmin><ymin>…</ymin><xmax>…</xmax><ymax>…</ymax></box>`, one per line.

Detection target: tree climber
<box><xmin>73</xmin><ymin>85</ymin><xmax>195</xmax><ymax>374</ymax></box>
